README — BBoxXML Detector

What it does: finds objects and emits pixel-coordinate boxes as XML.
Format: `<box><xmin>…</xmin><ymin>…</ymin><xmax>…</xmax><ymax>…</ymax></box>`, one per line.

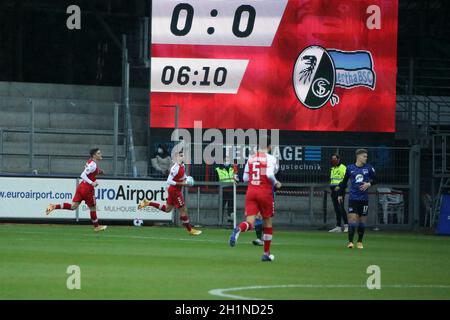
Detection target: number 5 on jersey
<box><xmin>251</xmin><ymin>161</ymin><xmax>260</xmax><ymax>184</ymax></box>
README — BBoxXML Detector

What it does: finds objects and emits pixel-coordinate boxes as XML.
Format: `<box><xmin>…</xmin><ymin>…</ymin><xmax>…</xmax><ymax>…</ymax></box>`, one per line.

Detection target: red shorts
<box><xmin>167</xmin><ymin>189</ymin><xmax>185</xmax><ymax>208</ymax></box>
<box><xmin>245</xmin><ymin>189</ymin><xmax>274</xmax><ymax>218</ymax></box>
<box><xmin>73</xmin><ymin>183</ymin><xmax>96</xmax><ymax>208</ymax></box>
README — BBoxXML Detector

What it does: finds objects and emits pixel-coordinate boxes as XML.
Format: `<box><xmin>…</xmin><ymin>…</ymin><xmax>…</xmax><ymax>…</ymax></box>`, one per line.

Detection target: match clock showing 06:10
<box><xmin>151</xmin><ymin>57</ymin><xmax>248</xmax><ymax>94</ymax></box>
<box><xmin>160</xmin><ymin>65</ymin><xmax>227</xmax><ymax>87</ymax></box>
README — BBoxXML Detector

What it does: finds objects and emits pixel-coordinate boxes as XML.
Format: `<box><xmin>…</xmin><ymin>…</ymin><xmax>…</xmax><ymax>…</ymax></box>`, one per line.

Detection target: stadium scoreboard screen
<box><xmin>150</xmin><ymin>0</ymin><xmax>398</xmax><ymax>132</ymax></box>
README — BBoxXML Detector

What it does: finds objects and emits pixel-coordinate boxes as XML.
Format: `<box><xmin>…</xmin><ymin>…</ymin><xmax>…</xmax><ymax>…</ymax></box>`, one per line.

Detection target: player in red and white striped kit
<box><xmin>137</xmin><ymin>151</ymin><xmax>202</xmax><ymax>236</ymax></box>
<box><xmin>229</xmin><ymin>138</ymin><xmax>281</xmax><ymax>261</ymax></box>
<box><xmin>45</xmin><ymin>148</ymin><xmax>107</xmax><ymax>232</ymax></box>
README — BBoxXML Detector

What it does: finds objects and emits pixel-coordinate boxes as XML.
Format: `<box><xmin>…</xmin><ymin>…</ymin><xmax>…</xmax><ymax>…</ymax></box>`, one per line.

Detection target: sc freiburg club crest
<box><xmin>293</xmin><ymin>45</ymin><xmax>339</xmax><ymax>109</ymax></box>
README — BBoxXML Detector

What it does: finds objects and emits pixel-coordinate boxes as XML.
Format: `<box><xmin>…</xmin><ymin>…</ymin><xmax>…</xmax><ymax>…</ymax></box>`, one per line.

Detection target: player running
<box><xmin>229</xmin><ymin>138</ymin><xmax>281</xmax><ymax>262</ymax></box>
<box><xmin>45</xmin><ymin>148</ymin><xmax>107</xmax><ymax>232</ymax></box>
<box><xmin>137</xmin><ymin>150</ymin><xmax>202</xmax><ymax>236</ymax></box>
<box><xmin>337</xmin><ymin>149</ymin><xmax>376</xmax><ymax>249</ymax></box>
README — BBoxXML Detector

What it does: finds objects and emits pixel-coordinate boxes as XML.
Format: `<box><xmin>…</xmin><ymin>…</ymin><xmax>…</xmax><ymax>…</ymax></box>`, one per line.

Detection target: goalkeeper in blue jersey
<box><xmin>337</xmin><ymin>149</ymin><xmax>376</xmax><ymax>249</ymax></box>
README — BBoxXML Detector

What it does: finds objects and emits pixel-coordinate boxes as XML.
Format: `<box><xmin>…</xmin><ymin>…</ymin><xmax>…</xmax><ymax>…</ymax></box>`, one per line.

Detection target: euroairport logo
<box><xmin>293</xmin><ymin>45</ymin><xmax>376</xmax><ymax>109</ymax></box>
<box><xmin>95</xmin><ymin>185</ymin><xmax>167</xmax><ymax>204</ymax></box>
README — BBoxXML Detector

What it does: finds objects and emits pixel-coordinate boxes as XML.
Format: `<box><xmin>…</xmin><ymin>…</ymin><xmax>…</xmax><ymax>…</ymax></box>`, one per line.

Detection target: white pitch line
<box><xmin>0</xmin><ymin>229</ymin><xmax>223</xmax><ymax>244</ymax></box>
<box><xmin>2</xmin><ymin>227</ymin><xmax>450</xmax><ymax>247</ymax></box>
<box><xmin>208</xmin><ymin>284</ymin><xmax>450</xmax><ymax>300</ymax></box>
<box><xmin>0</xmin><ymin>228</ymin><xmax>289</xmax><ymax>246</ymax></box>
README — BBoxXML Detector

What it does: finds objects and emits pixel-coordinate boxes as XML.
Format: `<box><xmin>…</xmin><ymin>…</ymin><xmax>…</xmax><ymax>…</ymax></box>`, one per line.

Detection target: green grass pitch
<box><xmin>1</xmin><ymin>223</ymin><xmax>450</xmax><ymax>300</ymax></box>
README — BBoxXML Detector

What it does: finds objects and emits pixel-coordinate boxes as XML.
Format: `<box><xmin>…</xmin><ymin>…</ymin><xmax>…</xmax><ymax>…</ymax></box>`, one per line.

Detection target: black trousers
<box><xmin>223</xmin><ymin>187</ymin><xmax>234</xmax><ymax>216</ymax></box>
<box><xmin>330</xmin><ymin>188</ymin><xmax>348</xmax><ymax>226</ymax></box>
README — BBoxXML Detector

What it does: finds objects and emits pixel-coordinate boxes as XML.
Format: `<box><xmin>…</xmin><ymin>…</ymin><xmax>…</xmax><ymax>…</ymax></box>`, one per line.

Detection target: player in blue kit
<box><xmin>336</xmin><ymin>149</ymin><xmax>376</xmax><ymax>249</ymax></box>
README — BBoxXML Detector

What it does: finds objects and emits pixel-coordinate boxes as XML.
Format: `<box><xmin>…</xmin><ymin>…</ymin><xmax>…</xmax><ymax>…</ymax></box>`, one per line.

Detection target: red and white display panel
<box><xmin>150</xmin><ymin>0</ymin><xmax>398</xmax><ymax>132</ymax></box>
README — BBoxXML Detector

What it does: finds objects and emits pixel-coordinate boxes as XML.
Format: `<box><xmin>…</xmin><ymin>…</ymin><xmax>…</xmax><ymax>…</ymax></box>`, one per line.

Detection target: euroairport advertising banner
<box><xmin>78</xmin><ymin>179</ymin><xmax>171</xmax><ymax>221</ymax></box>
<box><xmin>0</xmin><ymin>177</ymin><xmax>76</xmax><ymax>219</ymax></box>
<box><xmin>150</xmin><ymin>0</ymin><xmax>398</xmax><ymax>132</ymax></box>
<box><xmin>0</xmin><ymin>177</ymin><xmax>172</xmax><ymax>221</ymax></box>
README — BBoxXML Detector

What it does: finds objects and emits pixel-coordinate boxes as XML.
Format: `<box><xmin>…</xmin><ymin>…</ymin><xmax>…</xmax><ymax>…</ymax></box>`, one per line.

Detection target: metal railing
<box><xmin>181</xmin><ymin>144</ymin><xmax>411</xmax><ymax>185</ymax></box>
<box><xmin>397</xmin><ymin>57</ymin><xmax>450</xmax><ymax>96</ymax></box>
<box><xmin>433</xmin><ymin>134</ymin><xmax>450</xmax><ymax>176</ymax></box>
<box><xmin>0</xmin><ymin>128</ymin><xmax>126</xmax><ymax>173</ymax></box>
<box><xmin>0</xmin><ymin>98</ymin><xmax>127</xmax><ymax>175</ymax></box>
<box><xmin>396</xmin><ymin>57</ymin><xmax>450</xmax><ymax>144</ymax></box>
<box><xmin>397</xmin><ymin>96</ymin><xmax>450</xmax><ymax>124</ymax></box>
<box><xmin>146</xmin><ymin>143</ymin><xmax>416</xmax><ymax>228</ymax></box>
<box><xmin>183</xmin><ymin>181</ymin><xmax>411</xmax><ymax>229</ymax></box>
<box><xmin>0</xmin><ymin>152</ymin><xmax>128</xmax><ymax>176</ymax></box>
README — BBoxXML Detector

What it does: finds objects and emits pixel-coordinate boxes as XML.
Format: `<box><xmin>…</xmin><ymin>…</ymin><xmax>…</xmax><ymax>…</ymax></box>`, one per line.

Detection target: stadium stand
<box><xmin>0</xmin><ymin>82</ymin><xmax>148</xmax><ymax>176</ymax></box>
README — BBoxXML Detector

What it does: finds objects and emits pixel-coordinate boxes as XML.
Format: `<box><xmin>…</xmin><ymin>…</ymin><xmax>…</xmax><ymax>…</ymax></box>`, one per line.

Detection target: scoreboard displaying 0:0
<box><xmin>150</xmin><ymin>0</ymin><xmax>398</xmax><ymax>132</ymax></box>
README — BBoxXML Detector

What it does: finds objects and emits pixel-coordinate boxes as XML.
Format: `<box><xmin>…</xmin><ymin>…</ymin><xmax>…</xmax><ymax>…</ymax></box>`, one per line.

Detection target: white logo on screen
<box><xmin>355</xmin><ymin>174</ymin><xmax>364</xmax><ymax>183</ymax></box>
<box><xmin>312</xmin><ymin>78</ymin><xmax>331</xmax><ymax>98</ymax></box>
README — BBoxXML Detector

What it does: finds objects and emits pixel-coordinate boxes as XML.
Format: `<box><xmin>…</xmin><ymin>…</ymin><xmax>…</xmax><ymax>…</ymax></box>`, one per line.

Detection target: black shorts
<box><xmin>348</xmin><ymin>200</ymin><xmax>369</xmax><ymax>216</ymax></box>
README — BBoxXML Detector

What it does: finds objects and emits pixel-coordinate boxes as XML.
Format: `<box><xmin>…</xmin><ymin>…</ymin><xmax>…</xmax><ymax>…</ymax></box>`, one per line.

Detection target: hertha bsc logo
<box><xmin>293</xmin><ymin>45</ymin><xmax>337</xmax><ymax>109</ymax></box>
<box><xmin>293</xmin><ymin>45</ymin><xmax>377</xmax><ymax>109</ymax></box>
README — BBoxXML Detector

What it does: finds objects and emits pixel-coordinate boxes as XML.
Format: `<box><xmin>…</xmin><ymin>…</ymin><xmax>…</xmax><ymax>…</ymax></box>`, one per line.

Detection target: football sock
<box><xmin>55</xmin><ymin>203</ymin><xmax>72</xmax><ymax>210</ymax></box>
<box><xmin>255</xmin><ymin>218</ymin><xmax>263</xmax><ymax>240</ymax></box>
<box><xmin>90</xmin><ymin>210</ymin><xmax>99</xmax><ymax>227</ymax></box>
<box><xmin>348</xmin><ymin>222</ymin><xmax>358</xmax><ymax>242</ymax></box>
<box><xmin>234</xmin><ymin>221</ymin><xmax>253</xmax><ymax>241</ymax></box>
<box><xmin>263</xmin><ymin>227</ymin><xmax>273</xmax><ymax>255</ymax></box>
<box><xmin>149</xmin><ymin>201</ymin><xmax>167</xmax><ymax>212</ymax></box>
<box><xmin>238</xmin><ymin>221</ymin><xmax>253</xmax><ymax>232</ymax></box>
<box><xmin>180</xmin><ymin>215</ymin><xmax>192</xmax><ymax>232</ymax></box>
<box><xmin>357</xmin><ymin>222</ymin><xmax>366</xmax><ymax>242</ymax></box>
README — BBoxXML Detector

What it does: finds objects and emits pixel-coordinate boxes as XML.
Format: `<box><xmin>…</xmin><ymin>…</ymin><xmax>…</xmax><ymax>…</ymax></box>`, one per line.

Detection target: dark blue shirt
<box><xmin>339</xmin><ymin>163</ymin><xmax>376</xmax><ymax>201</ymax></box>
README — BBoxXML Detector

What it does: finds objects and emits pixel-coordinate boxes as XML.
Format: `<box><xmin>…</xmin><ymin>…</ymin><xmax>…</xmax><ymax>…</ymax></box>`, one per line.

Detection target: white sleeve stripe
<box><xmin>170</xmin><ymin>164</ymin><xmax>180</xmax><ymax>177</ymax></box>
<box><xmin>167</xmin><ymin>174</ymin><xmax>177</xmax><ymax>186</ymax></box>
<box><xmin>84</xmin><ymin>162</ymin><xmax>97</xmax><ymax>175</ymax></box>
<box><xmin>80</xmin><ymin>171</ymin><xmax>93</xmax><ymax>185</ymax></box>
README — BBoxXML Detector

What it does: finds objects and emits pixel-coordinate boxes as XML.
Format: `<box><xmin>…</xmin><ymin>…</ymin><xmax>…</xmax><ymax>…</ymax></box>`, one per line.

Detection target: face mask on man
<box><xmin>331</xmin><ymin>158</ymin><xmax>339</xmax><ymax>166</ymax></box>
